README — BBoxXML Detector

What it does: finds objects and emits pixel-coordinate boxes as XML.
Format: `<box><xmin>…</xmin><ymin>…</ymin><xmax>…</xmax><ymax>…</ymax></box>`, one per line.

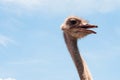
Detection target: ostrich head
<box><xmin>61</xmin><ymin>16</ymin><xmax>97</xmax><ymax>38</ymax></box>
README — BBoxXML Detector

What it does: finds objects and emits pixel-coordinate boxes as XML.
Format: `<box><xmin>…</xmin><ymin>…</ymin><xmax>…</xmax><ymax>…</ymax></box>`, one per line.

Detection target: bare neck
<box><xmin>63</xmin><ymin>32</ymin><xmax>92</xmax><ymax>80</ymax></box>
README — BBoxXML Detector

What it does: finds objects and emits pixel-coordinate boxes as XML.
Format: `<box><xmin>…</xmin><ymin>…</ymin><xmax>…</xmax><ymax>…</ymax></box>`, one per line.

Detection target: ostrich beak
<box><xmin>81</xmin><ymin>24</ymin><xmax>98</xmax><ymax>28</ymax></box>
<box><xmin>80</xmin><ymin>24</ymin><xmax>98</xmax><ymax>34</ymax></box>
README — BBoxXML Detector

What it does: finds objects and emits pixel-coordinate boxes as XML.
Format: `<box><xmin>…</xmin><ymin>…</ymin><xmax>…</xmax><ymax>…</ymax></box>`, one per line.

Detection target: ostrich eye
<box><xmin>70</xmin><ymin>20</ymin><xmax>77</xmax><ymax>25</ymax></box>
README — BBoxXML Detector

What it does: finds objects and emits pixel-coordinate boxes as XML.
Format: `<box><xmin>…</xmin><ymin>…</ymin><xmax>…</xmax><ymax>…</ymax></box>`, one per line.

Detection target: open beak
<box><xmin>80</xmin><ymin>24</ymin><xmax>98</xmax><ymax>34</ymax></box>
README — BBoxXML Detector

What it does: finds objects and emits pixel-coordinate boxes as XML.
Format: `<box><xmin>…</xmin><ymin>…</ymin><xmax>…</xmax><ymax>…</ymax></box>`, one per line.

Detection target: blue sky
<box><xmin>0</xmin><ymin>0</ymin><xmax>120</xmax><ymax>80</ymax></box>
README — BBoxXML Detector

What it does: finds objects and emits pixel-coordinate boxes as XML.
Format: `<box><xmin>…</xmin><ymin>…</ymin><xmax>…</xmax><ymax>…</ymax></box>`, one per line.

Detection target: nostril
<box><xmin>70</xmin><ymin>20</ymin><xmax>77</xmax><ymax>25</ymax></box>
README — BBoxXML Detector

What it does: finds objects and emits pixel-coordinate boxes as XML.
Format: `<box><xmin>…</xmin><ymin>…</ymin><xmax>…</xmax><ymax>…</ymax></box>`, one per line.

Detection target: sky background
<box><xmin>0</xmin><ymin>0</ymin><xmax>120</xmax><ymax>80</ymax></box>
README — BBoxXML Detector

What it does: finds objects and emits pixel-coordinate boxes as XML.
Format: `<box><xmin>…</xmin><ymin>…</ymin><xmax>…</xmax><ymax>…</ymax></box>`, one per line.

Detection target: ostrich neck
<box><xmin>63</xmin><ymin>32</ymin><xmax>92</xmax><ymax>80</ymax></box>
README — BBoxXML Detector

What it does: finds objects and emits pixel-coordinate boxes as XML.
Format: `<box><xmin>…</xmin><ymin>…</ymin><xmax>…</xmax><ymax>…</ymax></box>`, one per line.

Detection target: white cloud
<box><xmin>0</xmin><ymin>0</ymin><xmax>120</xmax><ymax>15</ymax></box>
<box><xmin>0</xmin><ymin>0</ymin><xmax>43</xmax><ymax>10</ymax></box>
<box><xmin>0</xmin><ymin>78</ymin><xmax>16</xmax><ymax>80</ymax></box>
<box><xmin>0</xmin><ymin>35</ymin><xmax>15</xmax><ymax>47</ymax></box>
<box><xmin>96</xmin><ymin>0</ymin><xmax>120</xmax><ymax>13</ymax></box>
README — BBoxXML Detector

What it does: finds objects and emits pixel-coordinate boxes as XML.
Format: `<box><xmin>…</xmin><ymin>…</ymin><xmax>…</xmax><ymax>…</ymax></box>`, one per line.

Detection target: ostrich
<box><xmin>61</xmin><ymin>16</ymin><xmax>97</xmax><ymax>80</ymax></box>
